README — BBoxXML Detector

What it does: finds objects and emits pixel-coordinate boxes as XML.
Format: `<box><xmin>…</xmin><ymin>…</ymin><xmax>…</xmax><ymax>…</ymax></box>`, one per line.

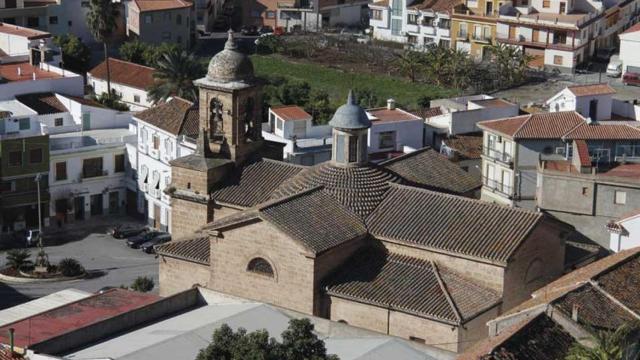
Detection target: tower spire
<box><xmin>224</xmin><ymin>29</ymin><xmax>237</xmax><ymax>50</ymax></box>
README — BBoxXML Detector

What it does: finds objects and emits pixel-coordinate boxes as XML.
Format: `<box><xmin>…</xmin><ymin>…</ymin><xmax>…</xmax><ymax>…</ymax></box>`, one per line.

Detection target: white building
<box><xmin>546</xmin><ymin>83</ymin><xmax>640</xmax><ymax>120</ymax></box>
<box><xmin>88</xmin><ymin>58</ymin><xmax>156</xmax><ymax>111</ymax></box>
<box><xmin>619</xmin><ymin>23</ymin><xmax>640</xmax><ymax>76</ymax></box>
<box><xmin>262</xmin><ymin>100</ymin><xmax>425</xmax><ymax>165</ymax></box>
<box><xmin>424</xmin><ymin>94</ymin><xmax>519</xmax><ymax>148</ymax></box>
<box><xmin>369</xmin><ymin>0</ymin><xmax>455</xmax><ymax>49</ymax></box>
<box><xmin>133</xmin><ymin>97</ymin><xmax>198</xmax><ymax>231</ymax></box>
<box><xmin>608</xmin><ymin>210</ymin><xmax>640</xmax><ymax>252</ymax></box>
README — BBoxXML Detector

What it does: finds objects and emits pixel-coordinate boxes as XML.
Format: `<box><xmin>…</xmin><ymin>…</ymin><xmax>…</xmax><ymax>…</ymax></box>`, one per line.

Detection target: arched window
<box><xmin>247</xmin><ymin>257</ymin><xmax>274</xmax><ymax>277</ymax></box>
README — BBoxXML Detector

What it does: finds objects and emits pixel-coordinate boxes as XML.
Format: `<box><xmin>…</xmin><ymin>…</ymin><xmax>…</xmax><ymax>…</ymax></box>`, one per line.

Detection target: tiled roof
<box><xmin>554</xmin><ymin>284</ymin><xmax>635</xmax><ymax>330</ymax></box>
<box><xmin>367</xmin><ymin>107</ymin><xmax>422</xmax><ymax>123</ymax></box>
<box><xmin>270</xmin><ymin>105</ymin><xmax>311</xmax><ymax>121</ymax></box>
<box><xmin>421</xmin><ymin>106</ymin><xmax>443</xmax><ymax>118</ymax></box>
<box><xmin>135</xmin><ymin>97</ymin><xmax>199</xmax><ymax>137</ymax></box>
<box><xmin>155</xmin><ymin>236</ymin><xmax>210</xmax><ymax>264</ymax></box>
<box><xmin>567</xmin><ymin>83</ymin><xmax>616</xmax><ymax>97</ymax></box>
<box><xmin>369</xmin><ymin>0</ymin><xmax>389</xmax><ymax>7</ymax></box>
<box><xmin>89</xmin><ymin>58</ymin><xmax>155</xmax><ymax>90</ymax></box>
<box><xmin>562</xmin><ymin>122</ymin><xmax>640</xmax><ymax>140</ymax></box>
<box><xmin>478</xmin><ymin>111</ymin><xmax>585</xmax><ymax>139</ymax></box>
<box><xmin>64</xmin><ymin>95</ymin><xmax>106</xmax><ymax>108</ymax></box>
<box><xmin>0</xmin><ymin>23</ymin><xmax>50</xmax><ymax>39</ymax></box>
<box><xmin>15</xmin><ymin>92</ymin><xmax>67</xmax><ymax>114</ymax></box>
<box><xmin>574</xmin><ymin>140</ymin><xmax>590</xmax><ymax>166</ymax></box>
<box><xmin>325</xmin><ymin>248</ymin><xmax>500</xmax><ymax>324</ymax></box>
<box><xmin>366</xmin><ymin>184</ymin><xmax>544</xmax><ymax>265</ymax></box>
<box><xmin>0</xmin><ymin>347</ymin><xmax>23</xmax><ymax>360</ymax></box>
<box><xmin>211</xmin><ymin>159</ymin><xmax>305</xmax><ymax>208</ymax></box>
<box><xmin>622</xmin><ymin>22</ymin><xmax>640</xmax><ymax>34</ymax></box>
<box><xmin>134</xmin><ymin>0</ymin><xmax>192</xmax><ymax>12</ymax></box>
<box><xmin>459</xmin><ymin>313</ymin><xmax>575</xmax><ymax>360</ymax></box>
<box><xmin>441</xmin><ymin>134</ymin><xmax>482</xmax><ymax>160</ymax></box>
<box><xmin>596</xmin><ymin>255</ymin><xmax>640</xmax><ymax>315</ymax></box>
<box><xmin>271</xmin><ymin>162</ymin><xmax>403</xmax><ymax>218</ymax></box>
<box><xmin>210</xmin><ymin>187</ymin><xmax>367</xmax><ymax>254</ymax></box>
<box><xmin>409</xmin><ymin>0</ymin><xmax>462</xmax><ymax>12</ymax></box>
<box><xmin>381</xmin><ymin>147</ymin><xmax>480</xmax><ymax>194</ymax></box>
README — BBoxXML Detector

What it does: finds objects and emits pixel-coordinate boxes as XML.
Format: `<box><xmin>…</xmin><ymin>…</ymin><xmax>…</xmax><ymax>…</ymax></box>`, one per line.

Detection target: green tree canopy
<box><xmin>196</xmin><ymin>318</ymin><xmax>339</xmax><ymax>360</ymax></box>
<box><xmin>566</xmin><ymin>321</ymin><xmax>640</xmax><ymax>360</ymax></box>
<box><xmin>147</xmin><ymin>49</ymin><xmax>204</xmax><ymax>103</ymax></box>
<box><xmin>119</xmin><ymin>40</ymin><xmax>149</xmax><ymax>66</ymax></box>
<box><xmin>53</xmin><ymin>35</ymin><xmax>91</xmax><ymax>74</ymax></box>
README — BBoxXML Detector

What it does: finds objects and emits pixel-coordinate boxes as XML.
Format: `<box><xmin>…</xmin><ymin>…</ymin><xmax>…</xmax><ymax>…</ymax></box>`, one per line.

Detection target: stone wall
<box><xmin>209</xmin><ymin>220</ymin><xmax>317</xmax><ymax>314</ymax></box>
<box><xmin>458</xmin><ymin>305</ymin><xmax>501</xmax><ymax>352</ymax></box>
<box><xmin>159</xmin><ymin>256</ymin><xmax>210</xmax><ymax>296</ymax></box>
<box><xmin>171</xmin><ymin>198</ymin><xmax>213</xmax><ymax>239</ymax></box>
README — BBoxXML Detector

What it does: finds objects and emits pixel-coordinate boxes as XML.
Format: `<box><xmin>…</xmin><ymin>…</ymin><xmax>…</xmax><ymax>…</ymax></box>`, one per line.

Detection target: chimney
<box><xmin>8</xmin><ymin>328</ymin><xmax>14</xmax><ymax>353</ymax></box>
<box><xmin>585</xmin><ymin>117</ymin><xmax>593</xmax><ymax>124</ymax></box>
<box><xmin>387</xmin><ymin>98</ymin><xmax>396</xmax><ymax>110</ymax></box>
<box><xmin>571</xmin><ymin>304</ymin><xmax>580</xmax><ymax>322</ymax></box>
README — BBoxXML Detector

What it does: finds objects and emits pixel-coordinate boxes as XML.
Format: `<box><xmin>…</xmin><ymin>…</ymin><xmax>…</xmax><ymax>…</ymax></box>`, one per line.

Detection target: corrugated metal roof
<box><xmin>0</xmin><ymin>289</ymin><xmax>91</xmax><ymax>327</ymax></box>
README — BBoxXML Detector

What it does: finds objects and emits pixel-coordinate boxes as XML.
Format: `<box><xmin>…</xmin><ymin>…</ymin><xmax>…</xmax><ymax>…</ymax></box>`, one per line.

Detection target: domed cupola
<box><xmin>329</xmin><ymin>91</ymin><xmax>371</xmax><ymax>167</ymax></box>
<box><xmin>206</xmin><ymin>30</ymin><xmax>254</xmax><ymax>84</ymax></box>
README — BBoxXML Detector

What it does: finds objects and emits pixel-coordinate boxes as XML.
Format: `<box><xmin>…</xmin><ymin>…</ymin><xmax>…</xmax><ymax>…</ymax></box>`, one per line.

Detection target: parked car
<box><xmin>112</xmin><ymin>225</ymin><xmax>148</xmax><ymax>239</ymax></box>
<box><xmin>258</xmin><ymin>26</ymin><xmax>274</xmax><ymax>35</ymax></box>
<box><xmin>607</xmin><ymin>55</ymin><xmax>622</xmax><ymax>77</ymax></box>
<box><xmin>241</xmin><ymin>25</ymin><xmax>259</xmax><ymax>36</ymax></box>
<box><xmin>595</xmin><ymin>47</ymin><xmax>616</xmax><ymax>62</ymax></box>
<box><xmin>623</xmin><ymin>72</ymin><xmax>640</xmax><ymax>86</ymax></box>
<box><xmin>25</xmin><ymin>229</ymin><xmax>40</xmax><ymax>247</ymax></box>
<box><xmin>126</xmin><ymin>230</ymin><xmax>164</xmax><ymax>249</ymax></box>
<box><xmin>140</xmin><ymin>233</ymin><xmax>172</xmax><ymax>254</ymax></box>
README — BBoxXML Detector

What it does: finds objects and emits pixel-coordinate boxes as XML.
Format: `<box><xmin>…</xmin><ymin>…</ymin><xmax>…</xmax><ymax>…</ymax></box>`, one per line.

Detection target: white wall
<box><xmin>548</xmin><ymin>89</ymin><xmax>613</xmax><ymax>120</ymax></box>
<box><xmin>0</xmin><ymin>75</ymin><xmax>83</xmax><ymax>100</ymax></box>
<box><xmin>368</xmin><ymin>119</ymin><xmax>423</xmax><ymax>153</ymax></box>
<box><xmin>610</xmin><ymin>216</ymin><xmax>640</xmax><ymax>252</ymax></box>
<box><xmin>620</xmin><ymin>32</ymin><xmax>640</xmax><ymax>75</ymax></box>
<box><xmin>89</xmin><ymin>75</ymin><xmax>153</xmax><ymax>111</ymax></box>
<box><xmin>544</xmin><ymin>48</ymin><xmax>575</xmax><ymax>69</ymax></box>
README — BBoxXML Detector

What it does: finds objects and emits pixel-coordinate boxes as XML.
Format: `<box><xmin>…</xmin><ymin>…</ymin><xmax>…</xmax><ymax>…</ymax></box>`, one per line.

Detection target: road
<box><xmin>0</xmin><ymin>220</ymin><xmax>159</xmax><ymax>310</ymax></box>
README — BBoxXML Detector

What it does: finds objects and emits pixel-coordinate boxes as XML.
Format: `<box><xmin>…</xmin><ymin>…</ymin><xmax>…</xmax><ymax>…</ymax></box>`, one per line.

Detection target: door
<box><xmin>90</xmin><ymin>194</ymin><xmax>103</xmax><ymax>216</ymax></box>
<box><xmin>559</xmin><ymin>2</ymin><xmax>566</xmax><ymax>13</ymax></box>
<box><xmin>509</xmin><ymin>26</ymin><xmax>516</xmax><ymax>39</ymax></box>
<box><xmin>532</xmin><ymin>29</ymin><xmax>540</xmax><ymax>42</ymax></box>
<box><xmin>486</xmin><ymin>1</ymin><xmax>493</xmax><ymax>15</ymax></box>
<box><xmin>82</xmin><ymin>113</ymin><xmax>91</xmax><ymax>130</ymax></box>
<box><xmin>153</xmin><ymin>204</ymin><xmax>161</xmax><ymax>229</ymax></box>
<box><xmin>589</xmin><ymin>99</ymin><xmax>598</xmax><ymax>119</ymax></box>
<box><xmin>74</xmin><ymin>197</ymin><xmax>85</xmax><ymax>220</ymax></box>
<box><xmin>126</xmin><ymin>190</ymin><xmax>137</xmax><ymax>216</ymax></box>
<box><xmin>109</xmin><ymin>191</ymin><xmax>119</xmax><ymax>214</ymax></box>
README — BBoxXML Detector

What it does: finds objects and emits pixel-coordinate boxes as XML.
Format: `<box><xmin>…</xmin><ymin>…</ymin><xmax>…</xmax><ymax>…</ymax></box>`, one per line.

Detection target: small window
<box><xmin>407</xmin><ymin>14</ymin><xmax>418</xmax><ymax>25</ymax></box>
<box><xmin>348</xmin><ymin>136</ymin><xmax>358</xmax><ymax>162</ymax></box>
<box><xmin>176</xmin><ymin>14</ymin><xmax>182</xmax><ymax>25</ymax></box>
<box><xmin>19</xmin><ymin>118</ymin><xmax>30</xmax><ymax>130</ymax></box>
<box><xmin>56</xmin><ymin>161</ymin><xmax>67</xmax><ymax>181</ymax></box>
<box><xmin>8</xmin><ymin>151</ymin><xmax>22</xmax><ymax>166</ymax></box>
<box><xmin>378</xmin><ymin>131</ymin><xmax>395</xmax><ymax>149</ymax></box>
<box><xmin>27</xmin><ymin>17</ymin><xmax>39</xmax><ymax>27</ymax></box>
<box><xmin>614</xmin><ymin>191</ymin><xmax>627</xmax><ymax>205</ymax></box>
<box><xmin>276</xmin><ymin>119</ymin><xmax>283</xmax><ymax>130</ymax></box>
<box><xmin>134</xmin><ymin>95</ymin><xmax>141</xmax><ymax>103</ymax></box>
<box><xmin>543</xmin><ymin>0</ymin><xmax>550</xmax><ymax>7</ymax></box>
<box><xmin>54</xmin><ymin>117</ymin><xmax>63</xmax><ymax>127</ymax></box>
<box><xmin>144</xmin><ymin>14</ymin><xmax>153</xmax><ymax>24</ymax></box>
<box><xmin>582</xmin><ymin>187</ymin><xmax>588</xmax><ymax>196</ymax></box>
<box><xmin>49</xmin><ymin>16</ymin><xmax>58</xmax><ymax>25</ymax></box>
<box><xmin>114</xmin><ymin>154</ymin><xmax>125</xmax><ymax>173</ymax></box>
<box><xmin>29</xmin><ymin>148</ymin><xmax>43</xmax><ymax>164</ymax></box>
<box><xmin>553</xmin><ymin>55</ymin><xmax>563</xmax><ymax>65</ymax></box>
<box><xmin>68</xmin><ymin>20</ymin><xmax>72</xmax><ymax>27</ymax></box>
<box><xmin>153</xmin><ymin>135</ymin><xmax>160</xmax><ymax>150</ymax></box>
<box><xmin>247</xmin><ymin>257</ymin><xmax>274</xmax><ymax>277</ymax></box>
<box><xmin>371</xmin><ymin>9</ymin><xmax>382</xmax><ymax>20</ymax></box>
<box><xmin>165</xmin><ymin>138</ymin><xmax>173</xmax><ymax>155</ymax></box>
<box><xmin>266</xmin><ymin>11</ymin><xmax>276</xmax><ymax>18</ymax></box>
<box><xmin>0</xmin><ymin>181</ymin><xmax>14</xmax><ymax>192</ymax></box>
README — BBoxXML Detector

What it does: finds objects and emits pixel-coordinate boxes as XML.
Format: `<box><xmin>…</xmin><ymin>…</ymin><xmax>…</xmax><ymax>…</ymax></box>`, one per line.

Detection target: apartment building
<box><xmin>451</xmin><ymin>0</ymin><xmax>502</xmax><ymax>60</ymax></box>
<box><xmin>133</xmin><ymin>97</ymin><xmax>197</xmax><ymax>232</ymax></box>
<box><xmin>369</xmin><ymin>0</ymin><xmax>459</xmax><ymax>49</ymax></box>
<box><xmin>127</xmin><ymin>0</ymin><xmax>194</xmax><ymax>48</ymax></box>
<box><xmin>88</xmin><ymin>58</ymin><xmax>156</xmax><ymax>111</ymax></box>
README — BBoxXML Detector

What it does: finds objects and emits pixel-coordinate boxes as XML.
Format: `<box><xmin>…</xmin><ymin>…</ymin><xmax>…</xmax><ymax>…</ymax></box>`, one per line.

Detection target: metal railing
<box><xmin>82</xmin><ymin>169</ymin><xmax>108</xmax><ymax>179</ymax></box>
<box><xmin>483</xmin><ymin>147</ymin><xmax>513</xmax><ymax>164</ymax></box>
<box><xmin>482</xmin><ymin>176</ymin><xmax>513</xmax><ymax>196</ymax></box>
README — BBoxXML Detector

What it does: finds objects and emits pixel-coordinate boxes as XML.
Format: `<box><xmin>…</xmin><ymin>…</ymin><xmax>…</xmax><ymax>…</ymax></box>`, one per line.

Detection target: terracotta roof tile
<box><xmin>381</xmin><ymin>147</ymin><xmax>480</xmax><ymax>194</ymax></box>
<box><xmin>135</xmin><ymin>97</ymin><xmax>198</xmax><ymax>136</ymax></box>
<box><xmin>554</xmin><ymin>284</ymin><xmax>635</xmax><ymax>330</ymax></box>
<box><xmin>563</xmin><ymin>122</ymin><xmax>640</xmax><ymax>140</ymax></box>
<box><xmin>596</xmin><ymin>255</ymin><xmax>640</xmax><ymax>315</ymax></box>
<box><xmin>89</xmin><ymin>58</ymin><xmax>155</xmax><ymax>90</ymax></box>
<box><xmin>367</xmin><ymin>107</ymin><xmax>422</xmax><ymax>123</ymax></box>
<box><xmin>325</xmin><ymin>248</ymin><xmax>500</xmax><ymax>324</ymax></box>
<box><xmin>211</xmin><ymin>159</ymin><xmax>305</xmax><ymax>208</ymax></box>
<box><xmin>622</xmin><ymin>22</ymin><xmax>640</xmax><ymax>34</ymax></box>
<box><xmin>441</xmin><ymin>134</ymin><xmax>483</xmax><ymax>160</ymax></box>
<box><xmin>478</xmin><ymin>111</ymin><xmax>585</xmax><ymax>139</ymax></box>
<box><xmin>0</xmin><ymin>23</ymin><xmax>50</xmax><ymax>39</ymax></box>
<box><xmin>574</xmin><ymin>140</ymin><xmax>590</xmax><ymax>166</ymax></box>
<box><xmin>155</xmin><ymin>236</ymin><xmax>210</xmax><ymax>264</ymax></box>
<box><xmin>421</xmin><ymin>106</ymin><xmax>443</xmax><ymax>118</ymax></box>
<box><xmin>15</xmin><ymin>92</ymin><xmax>67</xmax><ymax>114</ymax></box>
<box><xmin>270</xmin><ymin>105</ymin><xmax>311</xmax><ymax>121</ymax></box>
<box><xmin>409</xmin><ymin>0</ymin><xmax>463</xmax><ymax>12</ymax></box>
<box><xmin>134</xmin><ymin>0</ymin><xmax>192</xmax><ymax>12</ymax></box>
<box><xmin>367</xmin><ymin>184</ymin><xmax>544</xmax><ymax>265</ymax></box>
<box><xmin>567</xmin><ymin>83</ymin><xmax>616</xmax><ymax>97</ymax></box>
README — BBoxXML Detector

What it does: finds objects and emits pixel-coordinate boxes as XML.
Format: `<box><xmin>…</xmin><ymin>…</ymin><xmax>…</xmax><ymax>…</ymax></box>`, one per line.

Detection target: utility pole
<box><xmin>35</xmin><ymin>173</ymin><xmax>42</xmax><ymax>246</ymax></box>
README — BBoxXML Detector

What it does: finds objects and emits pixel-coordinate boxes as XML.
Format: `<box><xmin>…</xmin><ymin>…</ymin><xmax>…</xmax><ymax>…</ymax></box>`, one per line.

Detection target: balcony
<box><xmin>457</xmin><ymin>31</ymin><xmax>468</xmax><ymax>39</ymax></box>
<box><xmin>483</xmin><ymin>147</ymin><xmax>513</xmax><ymax>166</ymax></box>
<box><xmin>472</xmin><ymin>33</ymin><xmax>492</xmax><ymax>43</ymax></box>
<box><xmin>482</xmin><ymin>176</ymin><xmax>513</xmax><ymax>197</ymax></box>
<box><xmin>149</xmin><ymin>148</ymin><xmax>160</xmax><ymax>160</ymax></box>
<box><xmin>82</xmin><ymin>169</ymin><xmax>108</xmax><ymax>180</ymax></box>
<box><xmin>138</xmin><ymin>143</ymin><xmax>147</xmax><ymax>154</ymax></box>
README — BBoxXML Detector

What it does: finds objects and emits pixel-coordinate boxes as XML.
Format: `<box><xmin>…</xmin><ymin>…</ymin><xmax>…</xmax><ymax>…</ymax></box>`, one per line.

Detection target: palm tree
<box><xmin>5</xmin><ymin>249</ymin><xmax>32</xmax><ymax>271</ymax></box>
<box><xmin>392</xmin><ymin>50</ymin><xmax>425</xmax><ymax>83</ymax></box>
<box><xmin>147</xmin><ymin>50</ymin><xmax>204</xmax><ymax>103</ymax></box>
<box><xmin>566</xmin><ymin>322</ymin><xmax>640</xmax><ymax>360</ymax></box>
<box><xmin>86</xmin><ymin>0</ymin><xmax>120</xmax><ymax>98</ymax></box>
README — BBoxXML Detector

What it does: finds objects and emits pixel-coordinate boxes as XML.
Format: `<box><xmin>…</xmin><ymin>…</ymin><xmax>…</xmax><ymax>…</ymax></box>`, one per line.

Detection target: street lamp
<box><xmin>34</xmin><ymin>173</ymin><xmax>49</xmax><ymax>273</ymax></box>
<box><xmin>34</xmin><ymin>173</ymin><xmax>42</xmax><ymax>247</ymax></box>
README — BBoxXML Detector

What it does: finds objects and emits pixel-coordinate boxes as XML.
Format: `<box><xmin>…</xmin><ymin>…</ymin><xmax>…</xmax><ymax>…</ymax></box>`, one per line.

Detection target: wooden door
<box><xmin>154</xmin><ymin>204</ymin><xmax>161</xmax><ymax>229</ymax></box>
<box><xmin>509</xmin><ymin>26</ymin><xmax>516</xmax><ymax>39</ymax></box>
<box><xmin>532</xmin><ymin>29</ymin><xmax>540</xmax><ymax>43</ymax></box>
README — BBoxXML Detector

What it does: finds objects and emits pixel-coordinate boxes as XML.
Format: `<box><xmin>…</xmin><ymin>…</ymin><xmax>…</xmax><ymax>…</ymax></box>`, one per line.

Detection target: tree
<box><xmin>53</xmin><ymin>35</ymin><xmax>91</xmax><ymax>74</ymax></box>
<box><xmin>486</xmin><ymin>43</ymin><xmax>533</xmax><ymax>88</ymax></box>
<box><xmin>91</xmin><ymin>92</ymin><xmax>130</xmax><ymax>111</ymax></box>
<box><xmin>305</xmin><ymin>89</ymin><xmax>334</xmax><ymax>125</ymax></box>
<box><xmin>86</xmin><ymin>0</ymin><xmax>120</xmax><ymax>98</ymax></box>
<box><xmin>5</xmin><ymin>249</ymin><xmax>32</xmax><ymax>271</ymax></box>
<box><xmin>147</xmin><ymin>49</ymin><xmax>204</xmax><ymax>103</ymax></box>
<box><xmin>119</xmin><ymin>40</ymin><xmax>149</xmax><ymax>66</ymax></box>
<box><xmin>277</xmin><ymin>81</ymin><xmax>310</xmax><ymax>106</ymax></box>
<box><xmin>131</xmin><ymin>276</ymin><xmax>155</xmax><ymax>292</ymax></box>
<box><xmin>566</xmin><ymin>322</ymin><xmax>640</xmax><ymax>360</ymax></box>
<box><xmin>143</xmin><ymin>42</ymin><xmax>182</xmax><ymax>67</ymax></box>
<box><xmin>353</xmin><ymin>87</ymin><xmax>381</xmax><ymax>108</ymax></box>
<box><xmin>196</xmin><ymin>319</ymin><xmax>338</xmax><ymax>360</ymax></box>
<box><xmin>392</xmin><ymin>50</ymin><xmax>425</xmax><ymax>82</ymax></box>
<box><xmin>58</xmin><ymin>258</ymin><xmax>85</xmax><ymax>277</ymax></box>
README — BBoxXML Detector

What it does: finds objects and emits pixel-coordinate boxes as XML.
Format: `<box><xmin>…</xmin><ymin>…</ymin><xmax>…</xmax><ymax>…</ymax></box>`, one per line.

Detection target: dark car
<box><xmin>258</xmin><ymin>26</ymin><xmax>274</xmax><ymax>35</ymax></box>
<box><xmin>126</xmin><ymin>230</ymin><xmax>163</xmax><ymax>249</ymax></box>
<box><xmin>241</xmin><ymin>25</ymin><xmax>258</xmax><ymax>36</ymax></box>
<box><xmin>112</xmin><ymin>225</ymin><xmax>148</xmax><ymax>239</ymax></box>
<box><xmin>140</xmin><ymin>233</ymin><xmax>172</xmax><ymax>254</ymax></box>
<box><xmin>594</xmin><ymin>47</ymin><xmax>616</xmax><ymax>62</ymax></box>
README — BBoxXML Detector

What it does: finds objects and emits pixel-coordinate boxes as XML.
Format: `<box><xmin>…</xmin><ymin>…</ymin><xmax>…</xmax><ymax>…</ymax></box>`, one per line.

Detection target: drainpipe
<box><xmin>8</xmin><ymin>328</ymin><xmax>14</xmax><ymax>353</ymax></box>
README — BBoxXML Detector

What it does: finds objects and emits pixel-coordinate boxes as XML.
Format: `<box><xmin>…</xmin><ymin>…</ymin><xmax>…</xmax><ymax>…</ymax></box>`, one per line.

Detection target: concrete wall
<box><xmin>210</xmin><ymin>220</ymin><xmax>317</xmax><ymax>314</ymax></box>
<box><xmin>159</xmin><ymin>256</ymin><xmax>210</xmax><ymax>296</ymax></box>
<box><xmin>89</xmin><ymin>75</ymin><xmax>153</xmax><ymax>111</ymax></box>
<box><xmin>610</xmin><ymin>216</ymin><xmax>640</xmax><ymax>252</ymax></box>
<box><xmin>368</xmin><ymin>119</ymin><xmax>423</xmax><ymax>153</ymax></box>
<box><xmin>128</xmin><ymin>4</ymin><xmax>193</xmax><ymax>48</ymax></box>
<box><xmin>620</xmin><ymin>33</ymin><xmax>640</xmax><ymax>75</ymax></box>
<box><xmin>0</xmin><ymin>72</ymin><xmax>83</xmax><ymax>100</ymax></box>
<box><xmin>457</xmin><ymin>304</ymin><xmax>501</xmax><ymax>352</ymax></box>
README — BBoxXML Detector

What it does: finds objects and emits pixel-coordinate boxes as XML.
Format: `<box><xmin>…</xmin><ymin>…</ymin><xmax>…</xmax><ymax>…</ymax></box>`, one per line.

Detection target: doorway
<box><xmin>90</xmin><ymin>194</ymin><xmax>103</xmax><ymax>216</ymax></box>
<box><xmin>589</xmin><ymin>99</ymin><xmax>598</xmax><ymax>119</ymax></box>
<box><xmin>559</xmin><ymin>2</ymin><xmax>566</xmax><ymax>13</ymax></box>
<box><xmin>74</xmin><ymin>197</ymin><xmax>85</xmax><ymax>220</ymax></box>
<box><xmin>82</xmin><ymin>113</ymin><xmax>91</xmax><ymax>130</ymax></box>
<box><xmin>153</xmin><ymin>204</ymin><xmax>161</xmax><ymax>229</ymax></box>
<box><xmin>109</xmin><ymin>191</ymin><xmax>119</xmax><ymax>214</ymax></box>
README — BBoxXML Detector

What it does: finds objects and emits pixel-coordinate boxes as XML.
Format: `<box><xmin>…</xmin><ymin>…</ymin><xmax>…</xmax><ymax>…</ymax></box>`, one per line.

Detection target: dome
<box><xmin>329</xmin><ymin>90</ymin><xmax>371</xmax><ymax>130</ymax></box>
<box><xmin>271</xmin><ymin>162</ymin><xmax>403</xmax><ymax>218</ymax></box>
<box><xmin>207</xmin><ymin>30</ymin><xmax>254</xmax><ymax>83</ymax></box>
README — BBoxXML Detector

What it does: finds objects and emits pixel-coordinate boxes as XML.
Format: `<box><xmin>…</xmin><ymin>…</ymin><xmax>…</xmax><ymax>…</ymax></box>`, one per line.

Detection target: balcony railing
<box><xmin>482</xmin><ymin>176</ymin><xmax>513</xmax><ymax>197</ymax></box>
<box><xmin>472</xmin><ymin>33</ymin><xmax>492</xmax><ymax>42</ymax></box>
<box><xmin>82</xmin><ymin>169</ymin><xmax>108</xmax><ymax>179</ymax></box>
<box><xmin>483</xmin><ymin>147</ymin><xmax>513</xmax><ymax>164</ymax></box>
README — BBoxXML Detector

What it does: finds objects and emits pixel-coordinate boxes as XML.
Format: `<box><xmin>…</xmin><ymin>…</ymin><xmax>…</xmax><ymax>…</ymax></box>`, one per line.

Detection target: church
<box><xmin>157</xmin><ymin>32</ymin><xmax>571</xmax><ymax>353</ymax></box>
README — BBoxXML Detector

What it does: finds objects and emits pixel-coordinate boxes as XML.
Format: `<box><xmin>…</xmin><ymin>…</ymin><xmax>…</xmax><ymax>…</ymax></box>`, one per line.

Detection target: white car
<box><xmin>607</xmin><ymin>55</ymin><xmax>622</xmax><ymax>78</ymax></box>
<box><xmin>25</xmin><ymin>229</ymin><xmax>40</xmax><ymax>247</ymax></box>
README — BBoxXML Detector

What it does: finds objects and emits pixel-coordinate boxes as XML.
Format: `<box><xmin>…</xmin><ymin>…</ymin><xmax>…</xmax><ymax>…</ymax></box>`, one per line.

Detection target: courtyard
<box><xmin>0</xmin><ymin>216</ymin><xmax>159</xmax><ymax>310</ymax></box>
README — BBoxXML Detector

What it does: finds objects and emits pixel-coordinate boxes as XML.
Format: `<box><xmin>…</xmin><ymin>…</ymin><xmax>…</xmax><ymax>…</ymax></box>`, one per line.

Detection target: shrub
<box><xmin>5</xmin><ymin>249</ymin><xmax>32</xmax><ymax>270</ymax></box>
<box><xmin>58</xmin><ymin>258</ymin><xmax>85</xmax><ymax>277</ymax></box>
<box><xmin>131</xmin><ymin>276</ymin><xmax>154</xmax><ymax>293</ymax></box>
<box><xmin>256</xmin><ymin>34</ymin><xmax>283</xmax><ymax>55</ymax></box>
